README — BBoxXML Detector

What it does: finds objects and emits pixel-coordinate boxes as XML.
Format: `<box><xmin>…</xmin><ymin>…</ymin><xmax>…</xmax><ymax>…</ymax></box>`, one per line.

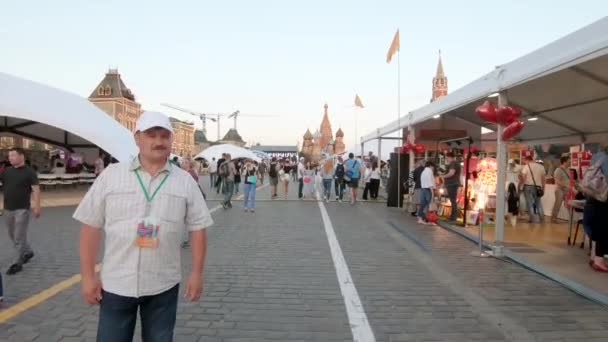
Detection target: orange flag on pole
<box><xmin>386</xmin><ymin>29</ymin><xmax>400</xmax><ymax>63</ymax></box>
<box><xmin>354</xmin><ymin>95</ymin><xmax>365</xmax><ymax>108</ymax></box>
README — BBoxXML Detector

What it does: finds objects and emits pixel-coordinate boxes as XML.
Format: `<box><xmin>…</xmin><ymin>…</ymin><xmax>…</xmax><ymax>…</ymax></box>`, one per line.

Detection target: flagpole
<box><xmin>354</xmin><ymin>107</ymin><xmax>358</xmax><ymax>156</ymax></box>
<box><xmin>396</xmin><ymin>47</ymin><xmax>402</xmax><ymax>208</ymax></box>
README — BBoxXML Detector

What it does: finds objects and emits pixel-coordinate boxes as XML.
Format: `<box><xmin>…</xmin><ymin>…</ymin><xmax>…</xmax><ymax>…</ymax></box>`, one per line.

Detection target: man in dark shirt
<box><xmin>215</xmin><ymin>154</ymin><xmax>226</xmax><ymax>194</ymax></box>
<box><xmin>1</xmin><ymin>148</ymin><xmax>41</xmax><ymax>275</ymax></box>
<box><xmin>411</xmin><ymin>161</ymin><xmax>425</xmax><ymax>216</ymax></box>
<box><xmin>441</xmin><ymin>152</ymin><xmax>461</xmax><ymax>222</ymax></box>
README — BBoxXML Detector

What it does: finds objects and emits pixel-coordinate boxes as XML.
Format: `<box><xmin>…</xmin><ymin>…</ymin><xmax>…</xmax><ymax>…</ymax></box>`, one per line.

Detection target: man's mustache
<box><xmin>152</xmin><ymin>146</ymin><xmax>167</xmax><ymax>151</ymax></box>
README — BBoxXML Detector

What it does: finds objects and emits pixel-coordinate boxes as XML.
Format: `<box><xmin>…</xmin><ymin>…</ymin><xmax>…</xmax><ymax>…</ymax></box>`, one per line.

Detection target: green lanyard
<box><xmin>135</xmin><ymin>170</ymin><xmax>169</xmax><ymax>202</ymax></box>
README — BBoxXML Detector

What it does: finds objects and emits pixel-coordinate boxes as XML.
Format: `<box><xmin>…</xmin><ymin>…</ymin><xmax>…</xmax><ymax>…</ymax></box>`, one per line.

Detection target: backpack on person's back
<box><xmin>344</xmin><ymin>160</ymin><xmax>359</xmax><ymax>180</ymax></box>
<box><xmin>335</xmin><ymin>164</ymin><xmax>345</xmax><ymax>179</ymax></box>
<box><xmin>581</xmin><ymin>155</ymin><xmax>608</xmax><ymax>202</ymax></box>
<box><xmin>219</xmin><ymin>162</ymin><xmax>229</xmax><ymax>177</ymax></box>
<box><xmin>268</xmin><ymin>162</ymin><xmax>278</xmax><ymax>178</ymax></box>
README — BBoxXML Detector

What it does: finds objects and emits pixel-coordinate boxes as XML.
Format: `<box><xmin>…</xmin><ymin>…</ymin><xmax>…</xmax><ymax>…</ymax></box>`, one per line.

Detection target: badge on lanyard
<box><xmin>135</xmin><ymin>216</ymin><xmax>160</xmax><ymax>248</ymax></box>
<box><xmin>134</xmin><ymin>170</ymin><xmax>169</xmax><ymax>249</ymax></box>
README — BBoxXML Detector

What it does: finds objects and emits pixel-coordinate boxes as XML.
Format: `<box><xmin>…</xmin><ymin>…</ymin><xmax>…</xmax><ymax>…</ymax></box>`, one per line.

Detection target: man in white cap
<box><xmin>74</xmin><ymin>111</ymin><xmax>213</xmax><ymax>341</ymax></box>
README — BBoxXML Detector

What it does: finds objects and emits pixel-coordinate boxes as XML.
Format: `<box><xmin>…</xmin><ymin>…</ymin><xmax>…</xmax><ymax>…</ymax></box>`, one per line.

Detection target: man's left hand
<box><xmin>184</xmin><ymin>272</ymin><xmax>203</xmax><ymax>302</ymax></box>
<box><xmin>32</xmin><ymin>207</ymin><xmax>41</xmax><ymax>218</ymax></box>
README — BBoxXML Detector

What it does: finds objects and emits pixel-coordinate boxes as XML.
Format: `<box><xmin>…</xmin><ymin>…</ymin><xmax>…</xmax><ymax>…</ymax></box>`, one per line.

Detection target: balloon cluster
<box><xmin>475</xmin><ymin>101</ymin><xmax>524</xmax><ymax>141</ymax></box>
<box><xmin>401</xmin><ymin>137</ymin><xmax>425</xmax><ymax>154</ymax></box>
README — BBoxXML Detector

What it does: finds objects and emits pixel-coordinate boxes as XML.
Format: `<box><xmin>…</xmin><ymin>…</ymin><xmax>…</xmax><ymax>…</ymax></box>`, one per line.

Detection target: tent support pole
<box><xmin>463</xmin><ymin>138</ymin><xmax>472</xmax><ymax>227</ymax></box>
<box><xmin>493</xmin><ymin>93</ymin><xmax>508</xmax><ymax>257</ymax></box>
<box><xmin>408</xmin><ymin>127</ymin><xmax>416</xmax><ymax>176</ymax></box>
<box><xmin>377</xmin><ymin>138</ymin><xmax>382</xmax><ymax>166</ymax></box>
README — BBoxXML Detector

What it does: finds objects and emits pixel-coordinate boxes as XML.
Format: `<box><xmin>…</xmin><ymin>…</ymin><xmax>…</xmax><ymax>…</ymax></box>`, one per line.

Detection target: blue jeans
<box><xmin>223</xmin><ymin>180</ymin><xmax>235</xmax><ymax>205</ymax></box>
<box><xmin>209</xmin><ymin>173</ymin><xmax>217</xmax><ymax>188</ymax></box>
<box><xmin>5</xmin><ymin>209</ymin><xmax>33</xmax><ymax>265</ymax></box>
<box><xmin>335</xmin><ymin>179</ymin><xmax>345</xmax><ymax>199</ymax></box>
<box><xmin>298</xmin><ymin>178</ymin><xmax>304</xmax><ymax>198</ymax></box>
<box><xmin>417</xmin><ymin>188</ymin><xmax>432</xmax><ymax>220</ymax></box>
<box><xmin>446</xmin><ymin>184</ymin><xmax>459</xmax><ymax>221</ymax></box>
<box><xmin>323</xmin><ymin>179</ymin><xmax>333</xmax><ymax>199</ymax></box>
<box><xmin>243</xmin><ymin>183</ymin><xmax>256</xmax><ymax>209</ymax></box>
<box><xmin>97</xmin><ymin>284</ymin><xmax>179</xmax><ymax>342</ymax></box>
<box><xmin>524</xmin><ymin>185</ymin><xmax>544</xmax><ymax>222</ymax></box>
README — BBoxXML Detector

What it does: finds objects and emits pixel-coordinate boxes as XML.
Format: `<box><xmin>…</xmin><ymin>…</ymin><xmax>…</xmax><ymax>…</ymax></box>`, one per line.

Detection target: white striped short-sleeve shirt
<box><xmin>73</xmin><ymin>157</ymin><xmax>214</xmax><ymax>298</ymax></box>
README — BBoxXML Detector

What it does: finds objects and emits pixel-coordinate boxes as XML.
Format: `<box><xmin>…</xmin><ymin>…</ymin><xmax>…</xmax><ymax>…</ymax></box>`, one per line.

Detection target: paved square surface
<box><xmin>0</xmin><ymin>180</ymin><xmax>607</xmax><ymax>341</ymax></box>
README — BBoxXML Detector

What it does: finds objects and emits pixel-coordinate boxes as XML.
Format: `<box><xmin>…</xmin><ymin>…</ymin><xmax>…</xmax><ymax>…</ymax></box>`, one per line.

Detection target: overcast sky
<box><xmin>2</xmin><ymin>1</ymin><xmax>605</xmax><ymax>156</ymax></box>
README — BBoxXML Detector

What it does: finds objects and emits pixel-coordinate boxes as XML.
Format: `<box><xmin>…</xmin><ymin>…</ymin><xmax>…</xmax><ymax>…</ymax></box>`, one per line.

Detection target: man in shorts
<box><xmin>268</xmin><ymin>157</ymin><xmax>279</xmax><ymax>199</ymax></box>
<box><xmin>344</xmin><ymin>153</ymin><xmax>362</xmax><ymax>205</ymax></box>
<box><xmin>258</xmin><ymin>161</ymin><xmax>267</xmax><ymax>185</ymax></box>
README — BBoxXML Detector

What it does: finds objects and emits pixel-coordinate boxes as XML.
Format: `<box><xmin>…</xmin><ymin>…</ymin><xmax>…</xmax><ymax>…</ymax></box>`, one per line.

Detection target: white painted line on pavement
<box><xmin>317</xmin><ymin>200</ymin><xmax>376</xmax><ymax>342</ymax></box>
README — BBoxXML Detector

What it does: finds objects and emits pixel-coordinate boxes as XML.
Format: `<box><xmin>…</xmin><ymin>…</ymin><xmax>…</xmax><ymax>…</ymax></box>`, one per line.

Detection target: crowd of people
<box><xmin>408</xmin><ymin>147</ymin><xmax>608</xmax><ymax>273</ymax></box>
<box><xmin>503</xmin><ymin>150</ymin><xmax>608</xmax><ymax>273</ymax></box>
<box><xmin>204</xmin><ymin>152</ymin><xmax>390</xmax><ymax>208</ymax></box>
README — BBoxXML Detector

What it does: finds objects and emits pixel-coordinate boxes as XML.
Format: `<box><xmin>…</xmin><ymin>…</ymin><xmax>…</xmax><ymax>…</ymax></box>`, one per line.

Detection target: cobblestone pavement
<box><xmin>0</xmin><ymin>180</ymin><xmax>607</xmax><ymax>341</ymax></box>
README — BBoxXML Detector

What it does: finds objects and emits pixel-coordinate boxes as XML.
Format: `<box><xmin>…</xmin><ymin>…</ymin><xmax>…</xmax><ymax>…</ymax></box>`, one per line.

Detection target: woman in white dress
<box><xmin>279</xmin><ymin>160</ymin><xmax>291</xmax><ymax>200</ymax></box>
<box><xmin>303</xmin><ymin>162</ymin><xmax>316</xmax><ymax>199</ymax></box>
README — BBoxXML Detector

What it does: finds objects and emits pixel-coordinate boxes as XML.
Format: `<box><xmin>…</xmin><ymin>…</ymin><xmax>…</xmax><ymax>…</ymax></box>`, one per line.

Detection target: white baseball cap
<box><xmin>135</xmin><ymin>111</ymin><xmax>174</xmax><ymax>133</ymax></box>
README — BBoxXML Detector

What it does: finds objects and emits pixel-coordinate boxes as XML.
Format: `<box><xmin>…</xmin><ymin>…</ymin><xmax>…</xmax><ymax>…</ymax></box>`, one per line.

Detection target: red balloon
<box><xmin>501</xmin><ymin>120</ymin><xmax>525</xmax><ymax>141</ymax></box>
<box><xmin>414</xmin><ymin>144</ymin><xmax>425</xmax><ymax>154</ymax></box>
<box><xmin>475</xmin><ymin>100</ymin><xmax>498</xmax><ymax>124</ymax></box>
<box><xmin>496</xmin><ymin>105</ymin><xmax>522</xmax><ymax>125</ymax></box>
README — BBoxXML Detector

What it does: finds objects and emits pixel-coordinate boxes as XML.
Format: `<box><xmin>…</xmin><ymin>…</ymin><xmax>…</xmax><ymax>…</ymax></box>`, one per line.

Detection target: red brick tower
<box><xmin>431</xmin><ymin>50</ymin><xmax>448</xmax><ymax>102</ymax></box>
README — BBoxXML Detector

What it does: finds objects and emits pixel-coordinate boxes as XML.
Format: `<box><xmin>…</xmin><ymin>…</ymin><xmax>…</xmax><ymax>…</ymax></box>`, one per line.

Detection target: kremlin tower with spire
<box><xmin>431</xmin><ymin>50</ymin><xmax>448</xmax><ymax>102</ymax></box>
<box><xmin>301</xmin><ymin>104</ymin><xmax>346</xmax><ymax>161</ymax></box>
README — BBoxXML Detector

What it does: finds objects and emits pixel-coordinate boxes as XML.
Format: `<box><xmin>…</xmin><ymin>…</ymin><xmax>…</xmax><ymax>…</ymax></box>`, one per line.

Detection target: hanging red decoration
<box><xmin>463</xmin><ymin>145</ymin><xmax>479</xmax><ymax>156</ymax></box>
<box><xmin>475</xmin><ymin>100</ymin><xmax>498</xmax><ymax>124</ymax></box>
<box><xmin>496</xmin><ymin>105</ymin><xmax>522</xmax><ymax>125</ymax></box>
<box><xmin>501</xmin><ymin>120</ymin><xmax>525</xmax><ymax>141</ymax></box>
<box><xmin>414</xmin><ymin>144</ymin><xmax>425</xmax><ymax>154</ymax></box>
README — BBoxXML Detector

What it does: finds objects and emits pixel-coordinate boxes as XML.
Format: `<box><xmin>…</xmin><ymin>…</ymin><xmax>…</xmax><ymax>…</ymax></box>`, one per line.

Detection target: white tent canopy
<box><xmin>194</xmin><ymin>144</ymin><xmax>261</xmax><ymax>162</ymax></box>
<box><xmin>0</xmin><ymin>72</ymin><xmax>138</xmax><ymax>162</ymax></box>
<box><xmin>250</xmin><ymin>150</ymin><xmax>270</xmax><ymax>161</ymax></box>
<box><xmin>362</xmin><ymin>17</ymin><xmax>608</xmax><ymax>145</ymax></box>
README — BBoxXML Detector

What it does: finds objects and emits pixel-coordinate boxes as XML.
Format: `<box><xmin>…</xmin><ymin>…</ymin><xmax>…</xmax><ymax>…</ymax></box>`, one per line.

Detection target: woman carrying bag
<box><xmin>417</xmin><ymin>161</ymin><xmax>437</xmax><ymax>225</ymax></box>
<box><xmin>242</xmin><ymin>159</ymin><xmax>258</xmax><ymax>213</ymax></box>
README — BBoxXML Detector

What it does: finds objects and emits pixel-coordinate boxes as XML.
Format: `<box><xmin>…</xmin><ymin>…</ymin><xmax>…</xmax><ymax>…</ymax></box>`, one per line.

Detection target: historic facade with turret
<box><xmin>301</xmin><ymin>104</ymin><xmax>346</xmax><ymax>161</ymax></box>
<box><xmin>89</xmin><ymin>69</ymin><xmax>142</xmax><ymax>131</ymax></box>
